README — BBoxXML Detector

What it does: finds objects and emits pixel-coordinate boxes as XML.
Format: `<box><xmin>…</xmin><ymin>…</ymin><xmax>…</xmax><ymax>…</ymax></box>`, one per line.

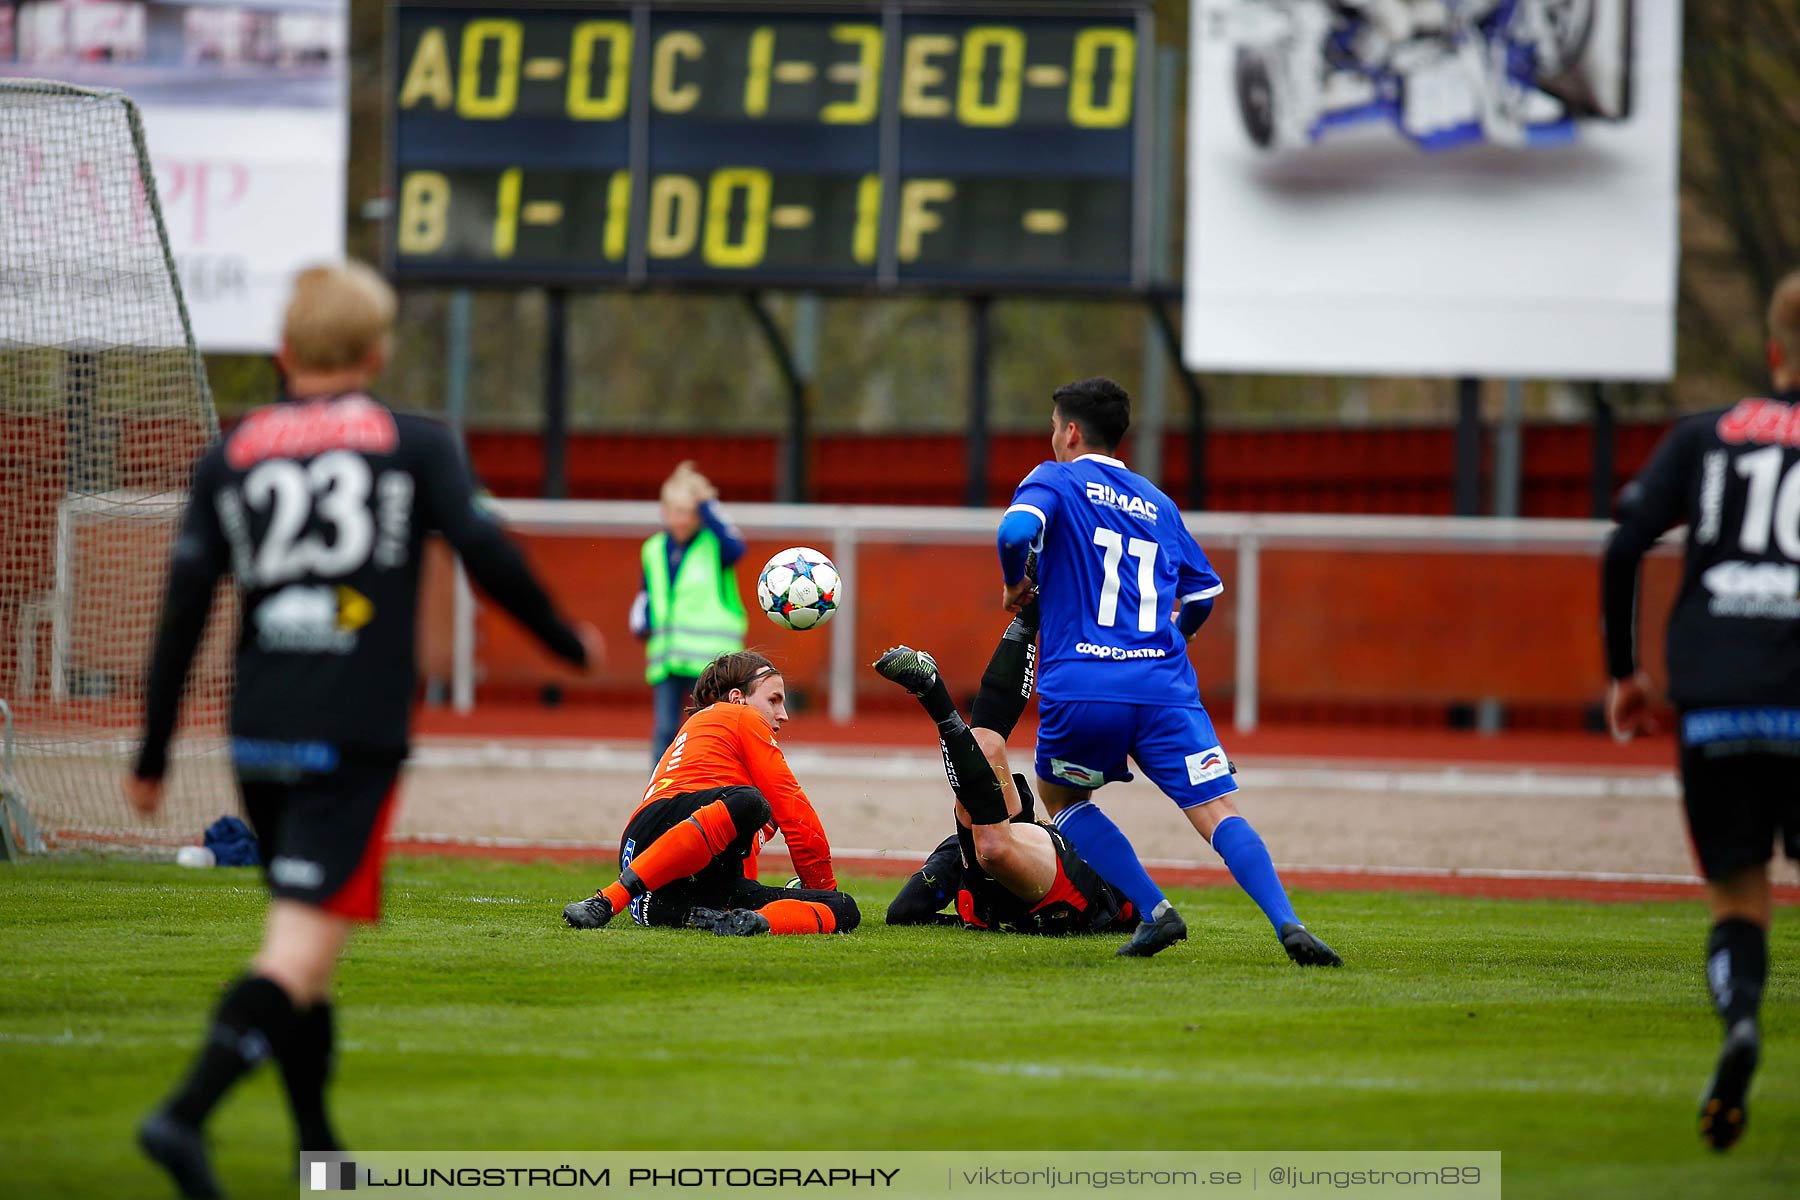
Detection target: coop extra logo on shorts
<box><xmin>1050</xmin><ymin>759</ymin><xmax>1107</xmax><ymax>788</ymax></box>
<box><xmin>1186</xmin><ymin>747</ymin><xmax>1230</xmax><ymax>786</ymax></box>
<box><xmin>1075</xmin><ymin>642</ymin><xmax>1167</xmax><ymax>661</ymax></box>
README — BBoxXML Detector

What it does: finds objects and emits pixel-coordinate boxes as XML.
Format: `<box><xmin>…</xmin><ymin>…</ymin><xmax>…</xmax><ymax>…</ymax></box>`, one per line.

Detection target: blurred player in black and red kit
<box><xmin>877</xmin><ymin>570</ymin><xmax>1134</xmax><ymax>936</ymax></box>
<box><xmin>1603</xmin><ymin>269</ymin><xmax>1800</xmax><ymax>1152</ymax></box>
<box><xmin>560</xmin><ymin>650</ymin><xmax>860</xmax><ymax>936</ymax></box>
<box><xmin>126</xmin><ymin>262</ymin><xmax>602</xmax><ymax>1198</ymax></box>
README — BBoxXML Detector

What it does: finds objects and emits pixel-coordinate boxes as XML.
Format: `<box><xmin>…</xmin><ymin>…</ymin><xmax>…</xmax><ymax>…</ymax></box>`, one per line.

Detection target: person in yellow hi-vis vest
<box><xmin>631</xmin><ymin>461</ymin><xmax>749</xmax><ymax>762</ymax></box>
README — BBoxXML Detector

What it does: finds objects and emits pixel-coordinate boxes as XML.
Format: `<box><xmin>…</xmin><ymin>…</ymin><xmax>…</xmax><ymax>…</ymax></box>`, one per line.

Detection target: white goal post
<box><xmin>1</xmin><ymin>80</ymin><xmax>229</xmax><ymax>855</ymax></box>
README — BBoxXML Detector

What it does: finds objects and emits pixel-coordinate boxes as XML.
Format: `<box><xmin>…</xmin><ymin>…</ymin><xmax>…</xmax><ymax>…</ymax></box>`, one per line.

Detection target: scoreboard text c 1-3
<box><xmin>387</xmin><ymin>1</ymin><xmax>1152</xmax><ymax>291</ymax></box>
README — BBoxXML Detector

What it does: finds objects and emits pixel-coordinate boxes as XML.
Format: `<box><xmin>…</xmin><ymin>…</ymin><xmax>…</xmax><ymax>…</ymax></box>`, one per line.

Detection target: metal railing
<box><xmin>455</xmin><ymin>502</ymin><xmax>1659</xmax><ymax>730</ymax></box>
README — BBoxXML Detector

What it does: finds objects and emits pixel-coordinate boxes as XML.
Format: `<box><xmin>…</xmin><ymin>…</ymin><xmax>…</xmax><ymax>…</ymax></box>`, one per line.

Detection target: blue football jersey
<box><xmin>1007</xmin><ymin>454</ymin><xmax>1221</xmax><ymax>707</ymax></box>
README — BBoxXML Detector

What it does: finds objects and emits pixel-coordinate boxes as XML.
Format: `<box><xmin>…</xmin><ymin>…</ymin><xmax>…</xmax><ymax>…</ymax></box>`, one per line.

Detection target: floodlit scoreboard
<box><xmin>388</xmin><ymin>1</ymin><xmax>1151</xmax><ymax>291</ymax></box>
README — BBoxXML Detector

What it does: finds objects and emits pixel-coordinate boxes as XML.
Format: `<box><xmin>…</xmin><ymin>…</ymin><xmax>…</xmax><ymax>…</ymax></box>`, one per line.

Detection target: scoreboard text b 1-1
<box><xmin>388</xmin><ymin>1</ymin><xmax>1151</xmax><ymax>291</ymax></box>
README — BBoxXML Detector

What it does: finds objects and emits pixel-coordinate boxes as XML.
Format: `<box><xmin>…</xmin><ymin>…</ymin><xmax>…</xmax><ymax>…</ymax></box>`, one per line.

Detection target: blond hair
<box><xmin>281</xmin><ymin>261</ymin><xmax>396</xmax><ymax>372</ymax></box>
<box><xmin>1770</xmin><ymin>270</ymin><xmax>1800</xmax><ymax>370</ymax></box>
<box><xmin>660</xmin><ymin>460</ymin><xmax>712</xmax><ymax>507</ymax></box>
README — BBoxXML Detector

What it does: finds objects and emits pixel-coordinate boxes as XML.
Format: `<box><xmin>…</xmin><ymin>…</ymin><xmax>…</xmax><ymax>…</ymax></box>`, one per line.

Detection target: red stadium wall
<box><xmin>418</xmin><ymin>530</ymin><xmax>1685</xmax><ymax>728</ymax></box>
<box><xmin>2</xmin><ymin>415</ymin><xmax>1675</xmax><ymax>730</ymax></box>
<box><xmin>419</xmin><ymin>420</ymin><xmax>1678</xmax><ymax>730</ymax></box>
<box><xmin>459</xmin><ymin>423</ymin><xmax>1669</xmax><ymax>517</ymax></box>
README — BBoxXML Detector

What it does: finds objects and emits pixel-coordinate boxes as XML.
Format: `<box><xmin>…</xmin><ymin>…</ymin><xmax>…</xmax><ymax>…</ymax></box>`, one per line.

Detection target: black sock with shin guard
<box><xmin>277</xmin><ymin>1001</ymin><xmax>343</xmax><ymax>1153</ymax></box>
<box><xmin>1707</xmin><ymin>918</ymin><xmax>1768</xmax><ymax>1029</ymax></box>
<box><xmin>970</xmin><ymin>635</ymin><xmax>1036</xmax><ymax>740</ymax></box>
<box><xmin>939</xmin><ymin>716</ymin><xmax>1009</xmax><ymax>826</ymax></box>
<box><xmin>164</xmin><ymin>975</ymin><xmax>297</xmax><ymax>1128</ymax></box>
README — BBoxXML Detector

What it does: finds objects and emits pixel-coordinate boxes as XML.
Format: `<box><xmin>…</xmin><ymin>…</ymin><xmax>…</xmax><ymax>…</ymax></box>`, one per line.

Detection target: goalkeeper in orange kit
<box><xmin>560</xmin><ymin>651</ymin><xmax>859</xmax><ymax>936</ymax></box>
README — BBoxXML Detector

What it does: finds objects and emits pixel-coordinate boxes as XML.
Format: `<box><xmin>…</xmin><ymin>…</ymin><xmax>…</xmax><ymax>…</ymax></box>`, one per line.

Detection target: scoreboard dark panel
<box><xmin>388</xmin><ymin>1</ymin><xmax>1150</xmax><ymax>291</ymax></box>
<box><xmin>640</xmin><ymin>10</ymin><xmax>879</xmax><ymax>283</ymax></box>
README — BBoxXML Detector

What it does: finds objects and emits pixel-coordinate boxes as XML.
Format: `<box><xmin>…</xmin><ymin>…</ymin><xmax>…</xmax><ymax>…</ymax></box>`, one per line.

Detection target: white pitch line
<box><xmin>0</xmin><ymin>1030</ymin><xmax>109</xmax><ymax>1047</ymax></box>
<box><xmin>823</xmin><ymin>852</ymin><xmax>1710</xmax><ymax>887</ymax></box>
<box><xmin>0</xmin><ymin>1031</ymin><xmax>1679</xmax><ymax>1097</ymax></box>
<box><xmin>382</xmin><ymin>833</ymin><xmax>1709</xmax><ymax>888</ymax></box>
<box><xmin>409</xmin><ymin>740</ymin><xmax>940</xmax><ymax>781</ymax></box>
<box><xmin>18</xmin><ymin>734</ymin><xmax>1676</xmax><ymax>799</ymax></box>
<box><xmin>816</xmin><ymin>847</ymin><xmax>1704</xmax><ymax>886</ymax></box>
<box><xmin>407</xmin><ymin>739</ymin><xmax>1677</xmax><ymax>799</ymax></box>
<box><xmin>1254</xmin><ymin>764</ymin><xmax>1676</xmax><ymax>799</ymax></box>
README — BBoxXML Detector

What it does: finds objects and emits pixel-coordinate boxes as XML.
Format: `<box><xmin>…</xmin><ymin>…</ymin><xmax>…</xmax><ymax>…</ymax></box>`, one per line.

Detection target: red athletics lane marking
<box><xmin>409</xmin><ymin>706</ymin><xmax>1678</xmax><ymax>771</ymax></box>
<box><xmin>6</xmin><ymin>707</ymin><xmax>1676</xmax><ymax>770</ymax></box>
<box><xmin>386</xmin><ymin>839</ymin><xmax>1800</xmax><ymax>906</ymax></box>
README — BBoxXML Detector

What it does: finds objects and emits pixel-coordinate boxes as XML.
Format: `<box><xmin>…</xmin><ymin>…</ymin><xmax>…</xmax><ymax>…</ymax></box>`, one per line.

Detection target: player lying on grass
<box><xmin>561</xmin><ymin>650</ymin><xmax>859</xmax><ymax>936</ymax></box>
<box><xmin>998</xmin><ymin>377</ymin><xmax>1340</xmax><ymax>965</ymax></box>
<box><xmin>877</xmin><ymin>619</ymin><xmax>1136</xmax><ymax>935</ymax></box>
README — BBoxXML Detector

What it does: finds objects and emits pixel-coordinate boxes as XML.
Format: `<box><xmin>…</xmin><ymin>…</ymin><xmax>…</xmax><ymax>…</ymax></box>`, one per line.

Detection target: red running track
<box><xmin>415</xmin><ymin>706</ymin><xmax>1679</xmax><ymax>771</ymax></box>
<box><xmin>400</xmin><ymin>706</ymin><xmax>1739</xmax><ymax>902</ymax></box>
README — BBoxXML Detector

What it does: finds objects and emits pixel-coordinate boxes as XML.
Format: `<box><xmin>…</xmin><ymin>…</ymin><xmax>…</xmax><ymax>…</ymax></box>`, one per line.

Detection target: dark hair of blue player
<box><xmin>1052</xmin><ymin>377</ymin><xmax>1131</xmax><ymax>451</ymax></box>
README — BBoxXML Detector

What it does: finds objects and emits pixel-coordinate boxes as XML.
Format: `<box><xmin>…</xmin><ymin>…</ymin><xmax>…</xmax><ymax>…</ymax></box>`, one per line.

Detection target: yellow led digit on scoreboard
<box><xmin>388</xmin><ymin>1</ymin><xmax>1150</xmax><ymax>291</ymax></box>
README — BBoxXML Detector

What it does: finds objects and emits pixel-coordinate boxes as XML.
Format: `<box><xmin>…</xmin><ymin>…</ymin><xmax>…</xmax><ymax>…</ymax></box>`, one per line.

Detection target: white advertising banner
<box><xmin>1184</xmin><ymin>0</ymin><xmax>1681</xmax><ymax>380</ymax></box>
<box><xmin>2</xmin><ymin>0</ymin><xmax>347</xmax><ymax>352</ymax></box>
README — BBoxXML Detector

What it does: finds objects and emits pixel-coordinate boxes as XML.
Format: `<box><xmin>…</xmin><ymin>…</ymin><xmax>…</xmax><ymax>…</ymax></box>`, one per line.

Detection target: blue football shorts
<box><xmin>1034</xmin><ymin>698</ymin><xmax>1238</xmax><ymax>809</ymax></box>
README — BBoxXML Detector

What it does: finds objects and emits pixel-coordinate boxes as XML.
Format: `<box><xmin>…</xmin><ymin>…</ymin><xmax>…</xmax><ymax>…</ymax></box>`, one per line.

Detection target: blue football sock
<box><xmin>1210</xmin><ymin>814</ymin><xmax>1298</xmax><ymax>934</ymax></box>
<box><xmin>1052</xmin><ymin>800</ymin><xmax>1167</xmax><ymax>920</ymax></box>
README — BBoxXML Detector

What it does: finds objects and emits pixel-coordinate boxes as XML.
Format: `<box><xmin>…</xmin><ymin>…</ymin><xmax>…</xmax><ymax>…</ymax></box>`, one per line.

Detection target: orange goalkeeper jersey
<box><xmin>634</xmin><ymin>702</ymin><xmax>837</xmax><ymax>890</ymax></box>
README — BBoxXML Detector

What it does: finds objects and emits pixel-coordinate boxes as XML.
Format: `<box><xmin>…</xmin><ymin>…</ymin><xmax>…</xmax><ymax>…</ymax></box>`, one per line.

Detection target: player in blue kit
<box><xmin>997</xmin><ymin>378</ymin><xmax>1341</xmax><ymax>965</ymax></box>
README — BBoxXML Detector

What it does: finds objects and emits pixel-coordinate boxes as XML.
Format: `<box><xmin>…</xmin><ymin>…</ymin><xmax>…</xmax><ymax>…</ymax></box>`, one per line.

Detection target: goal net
<box><xmin>1</xmin><ymin>80</ymin><xmax>235</xmax><ymax>856</ymax></box>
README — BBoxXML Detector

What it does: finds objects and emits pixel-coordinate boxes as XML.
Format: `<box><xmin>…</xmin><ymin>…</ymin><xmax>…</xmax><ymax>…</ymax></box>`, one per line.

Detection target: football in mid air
<box><xmin>756</xmin><ymin>547</ymin><xmax>840</xmax><ymax>630</ymax></box>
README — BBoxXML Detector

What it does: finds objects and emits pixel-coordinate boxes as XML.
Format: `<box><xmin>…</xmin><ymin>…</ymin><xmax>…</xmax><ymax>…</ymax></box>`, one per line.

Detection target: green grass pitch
<box><xmin>1</xmin><ymin>857</ymin><xmax>1796</xmax><ymax>1200</ymax></box>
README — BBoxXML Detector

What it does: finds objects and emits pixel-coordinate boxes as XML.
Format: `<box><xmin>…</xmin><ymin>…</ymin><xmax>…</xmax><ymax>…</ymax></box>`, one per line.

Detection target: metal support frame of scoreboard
<box><xmin>742</xmin><ymin>291</ymin><xmax>812</xmax><ymax>503</ymax></box>
<box><xmin>964</xmin><ymin>294</ymin><xmax>991</xmax><ymax>507</ymax></box>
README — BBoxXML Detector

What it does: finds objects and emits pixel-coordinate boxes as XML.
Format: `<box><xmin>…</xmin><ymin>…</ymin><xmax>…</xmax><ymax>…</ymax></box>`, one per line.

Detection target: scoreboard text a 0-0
<box><xmin>389</xmin><ymin>1</ymin><xmax>1151</xmax><ymax>291</ymax></box>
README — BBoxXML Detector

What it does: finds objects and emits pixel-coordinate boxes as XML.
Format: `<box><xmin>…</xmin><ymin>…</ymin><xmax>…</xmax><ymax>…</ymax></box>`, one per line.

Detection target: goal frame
<box><xmin>1</xmin><ymin>78</ymin><xmax>221</xmax><ymax>856</ymax></box>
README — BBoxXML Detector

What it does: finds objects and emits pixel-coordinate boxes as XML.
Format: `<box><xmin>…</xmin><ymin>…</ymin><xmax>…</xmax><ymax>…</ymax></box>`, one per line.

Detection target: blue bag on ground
<box><xmin>204</xmin><ymin>816</ymin><xmax>261</xmax><ymax>867</ymax></box>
